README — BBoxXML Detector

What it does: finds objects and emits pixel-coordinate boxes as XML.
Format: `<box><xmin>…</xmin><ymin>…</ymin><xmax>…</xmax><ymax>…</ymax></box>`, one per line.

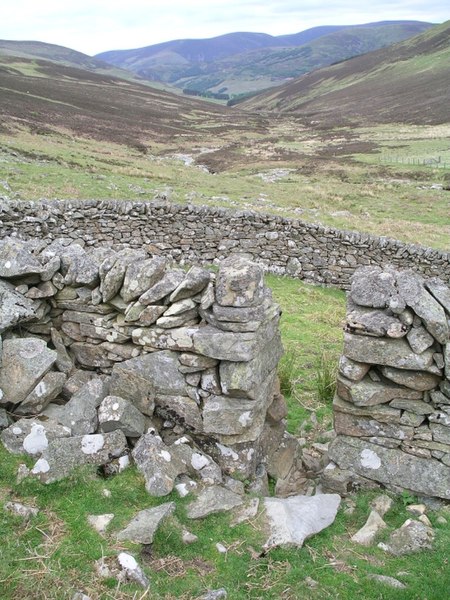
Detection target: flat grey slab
<box><xmin>263</xmin><ymin>494</ymin><xmax>341</xmax><ymax>549</ymax></box>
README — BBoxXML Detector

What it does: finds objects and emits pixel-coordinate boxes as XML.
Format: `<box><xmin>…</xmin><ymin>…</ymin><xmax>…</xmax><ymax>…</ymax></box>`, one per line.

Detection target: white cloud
<box><xmin>1</xmin><ymin>1</ymin><xmax>448</xmax><ymax>55</ymax></box>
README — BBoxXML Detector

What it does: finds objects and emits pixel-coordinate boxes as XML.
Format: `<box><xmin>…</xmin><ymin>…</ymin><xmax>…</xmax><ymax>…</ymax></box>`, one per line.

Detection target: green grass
<box><xmin>1</xmin><ymin>276</ymin><xmax>450</xmax><ymax>599</ymax></box>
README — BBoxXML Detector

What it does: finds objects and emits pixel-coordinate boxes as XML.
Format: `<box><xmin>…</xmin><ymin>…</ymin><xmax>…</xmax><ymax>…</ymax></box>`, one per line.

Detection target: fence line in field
<box><xmin>379</xmin><ymin>155</ymin><xmax>450</xmax><ymax>169</ymax></box>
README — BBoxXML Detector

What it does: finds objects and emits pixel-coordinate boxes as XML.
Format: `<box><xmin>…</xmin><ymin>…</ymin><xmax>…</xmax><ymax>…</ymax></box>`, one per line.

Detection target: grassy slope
<box><xmin>1</xmin><ymin>277</ymin><xmax>450</xmax><ymax>600</ymax></box>
<box><xmin>242</xmin><ymin>21</ymin><xmax>450</xmax><ymax>125</ymax></box>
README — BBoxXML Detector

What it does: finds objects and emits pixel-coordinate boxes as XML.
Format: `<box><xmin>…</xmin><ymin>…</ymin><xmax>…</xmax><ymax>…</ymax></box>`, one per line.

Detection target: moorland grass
<box><xmin>1</xmin><ymin>121</ymin><xmax>449</xmax><ymax>250</ymax></box>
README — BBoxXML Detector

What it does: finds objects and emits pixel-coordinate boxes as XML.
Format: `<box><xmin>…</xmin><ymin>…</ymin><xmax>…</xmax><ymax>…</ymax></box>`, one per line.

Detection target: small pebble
<box><xmin>216</xmin><ymin>543</ymin><xmax>227</xmax><ymax>554</ymax></box>
<box><xmin>406</xmin><ymin>504</ymin><xmax>426</xmax><ymax>516</ymax></box>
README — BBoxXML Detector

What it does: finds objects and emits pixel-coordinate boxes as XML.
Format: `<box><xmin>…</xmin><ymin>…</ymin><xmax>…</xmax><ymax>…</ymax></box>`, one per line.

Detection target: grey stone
<box><xmin>100</xmin><ymin>250</ymin><xmax>147</xmax><ymax>303</ymax></box>
<box><xmin>338</xmin><ymin>356</ymin><xmax>370</xmax><ymax>382</ymax></box>
<box><xmin>193</xmin><ymin>326</ymin><xmax>260</xmax><ymax>362</ymax></box>
<box><xmin>87</xmin><ymin>513</ymin><xmax>114</xmax><ymax>533</ymax></box>
<box><xmin>371</xmin><ymin>494</ymin><xmax>393</xmax><ymax>517</ymax></box>
<box><xmin>0</xmin><ymin>338</ymin><xmax>57</xmax><ymax>406</ymax></box>
<box><xmin>14</xmin><ymin>371</ymin><xmax>67</xmax><ymax>415</ymax></box>
<box><xmin>64</xmin><ymin>250</ymin><xmax>100</xmax><ymax>288</ymax></box>
<box><xmin>138</xmin><ymin>269</ymin><xmax>185</xmax><ymax>305</ymax></box>
<box><xmin>333</xmin><ymin>395</ymin><xmax>402</xmax><ymax>424</ymax></box>
<box><xmin>396</xmin><ymin>270</ymin><xmax>449</xmax><ymax>344</ymax></box>
<box><xmin>198</xmin><ymin>589</ymin><xmax>227</xmax><ymax>600</ymax></box>
<box><xmin>0</xmin><ymin>280</ymin><xmax>38</xmax><ymax>333</ymax></box>
<box><xmin>0</xmin><ymin>407</ymin><xmax>10</xmax><ymax>430</ymax></box>
<box><xmin>110</xmin><ymin>350</ymin><xmax>186</xmax><ymax>415</ymax></box>
<box><xmin>25</xmin><ymin>280</ymin><xmax>57</xmax><ymax>299</ymax></box>
<box><xmin>215</xmin><ymin>255</ymin><xmax>264</xmax><ymax>307</ymax></box>
<box><xmin>328</xmin><ymin>435</ymin><xmax>450</xmax><ymax>499</ymax></box>
<box><xmin>219</xmin><ymin>334</ymin><xmax>282</xmax><ymax>398</ymax></box>
<box><xmin>187</xmin><ymin>485</ymin><xmax>244</xmax><ymax>519</ymax></box>
<box><xmin>54</xmin><ymin>377</ymin><xmax>109</xmax><ymax>435</ymax></box>
<box><xmin>367</xmin><ymin>575</ymin><xmax>406</xmax><ymax>589</ymax></box>
<box><xmin>431</xmin><ymin>389</ymin><xmax>450</xmax><ymax>406</ymax></box>
<box><xmin>4</xmin><ymin>501</ymin><xmax>39</xmax><ymax>520</ymax></box>
<box><xmin>62</xmin><ymin>369</ymin><xmax>95</xmax><ymax>400</ymax></box>
<box><xmin>71</xmin><ymin>343</ymin><xmax>113</xmax><ymax>369</ymax></box>
<box><xmin>30</xmin><ymin>430</ymin><xmax>127</xmax><ymax>484</ymax></box>
<box><xmin>351</xmin><ymin>510</ymin><xmax>387</xmax><ymax>545</ymax></box>
<box><xmin>346</xmin><ymin>305</ymin><xmax>407</xmax><ymax>338</ymax></box>
<box><xmin>50</xmin><ymin>327</ymin><xmax>74</xmax><ymax>374</ymax></box>
<box><xmin>380</xmin><ymin>366</ymin><xmax>440</xmax><ymax>391</ymax></box>
<box><xmin>164</xmin><ymin>298</ymin><xmax>197</xmax><ymax>316</ymax></box>
<box><xmin>203</xmin><ymin>382</ymin><xmax>272</xmax><ymax>441</ymax></box>
<box><xmin>334</xmin><ymin>411</ymin><xmax>413</xmax><ymax>441</ymax></box>
<box><xmin>263</xmin><ymin>494</ymin><xmax>341</xmax><ymax>549</ymax></box>
<box><xmin>116</xmin><ymin>552</ymin><xmax>150</xmax><ymax>589</ymax></box>
<box><xmin>169</xmin><ymin>265</ymin><xmax>211</xmax><ymax>302</ymax></box>
<box><xmin>121</xmin><ymin>256</ymin><xmax>167</xmax><ymax>302</ymax></box>
<box><xmin>132</xmin><ymin>326</ymin><xmax>197</xmax><ymax>352</ymax></box>
<box><xmin>343</xmin><ymin>333</ymin><xmax>437</xmax><ymax>372</ymax></box>
<box><xmin>199</xmin><ymin>281</ymin><xmax>215</xmax><ymax>310</ymax></box>
<box><xmin>0</xmin><ymin>237</ymin><xmax>42</xmax><ymax>278</ymax></box>
<box><xmin>426</xmin><ymin>277</ymin><xmax>450</xmax><ymax>314</ymax></box>
<box><xmin>407</xmin><ymin>325</ymin><xmax>435</xmax><ymax>354</ymax></box>
<box><xmin>430</xmin><ymin>422</ymin><xmax>450</xmax><ymax>445</ymax></box>
<box><xmin>230</xmin><ymin>497</ymin><xmax>260</xmax><ymax>527</ymax></box>
<box><xmin>156</xmin><ymin>308</ymin><xmax>199</xmax><ymax>329</ymax></box>
<box><xmin>337</xmin><ymin>375</ymin><xmax>422</xmax><ymax>407</ymax></box>
<box><xmin>178</xmin><ymin>353</ymin><xmax>218</xmax><ymax>371</ymax></box>
<box><xmin>1</xmin><ymin>417</ymin><xmax>71</xmax><ymax>455</ymax></box>
<box><xmin>350</xmin><ymin>266</ymin><xmax>396</xmax><ymax>308</ymax></box>
<box><xmin>40</xmin><ymin>255</ymin><xmax>61</xmax><ymax>281</ymax></box>
<box><xmin>155</xmin><ymin>395</ymin><xmax>203</xmax><ymax>432</ymax></box>
<box><xmin>117</xmin><ymin>502</ymin><xmax>175</xmax><ymax>544</ymax></box>
<box><xmin>389</xmin><ymin>398</ymin><xmax>435</xmax><ymax>414</ymax></box>
<box><xmin>134</xmin><ymin>304</ymin><xmax>166</xmax><ymax>326</ymax></box>
<box><xmin>132</xmin><ymin>432</ymin><xmax>186</xmax><ymax>496</ymax></box>
<box><xmin>98</xmin><ymin>395</ymin><xmax>145</xmax><ymax>437</ymax></box>
<box><xmin>378</xmin><ymin>519</ymin><xmax>434</xmax><ymax>555</ymax></box>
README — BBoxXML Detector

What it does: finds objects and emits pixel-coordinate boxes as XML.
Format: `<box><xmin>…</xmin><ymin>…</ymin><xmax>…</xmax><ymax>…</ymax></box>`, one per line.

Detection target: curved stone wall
<box><xmin>1</xmin><ymin>199</ymin><xmax>449</xmax><ymax>289</ymax></box>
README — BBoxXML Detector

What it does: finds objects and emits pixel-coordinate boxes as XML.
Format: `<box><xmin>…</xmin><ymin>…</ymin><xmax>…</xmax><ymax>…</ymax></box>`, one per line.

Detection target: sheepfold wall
<box><xmin>1</xmin><ymin>199</ymin><xmax>449</xmax><ymax>288</ymax></box>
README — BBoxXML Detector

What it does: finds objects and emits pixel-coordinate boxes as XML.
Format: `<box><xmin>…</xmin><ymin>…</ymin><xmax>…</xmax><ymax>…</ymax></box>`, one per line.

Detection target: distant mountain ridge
<box><xmin>241</xmin><ymin>20</ymin><xmax>450</xmax><ymax>126</ymax></box>
<box><xmin>95</xmin><ymin>21</ymin><xmax>434</xmax><ymax>98</ymax></box>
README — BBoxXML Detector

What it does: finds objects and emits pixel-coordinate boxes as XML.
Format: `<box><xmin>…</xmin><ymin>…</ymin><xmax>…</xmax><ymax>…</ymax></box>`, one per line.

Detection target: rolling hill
<box><xmin>95</xmin><ymin>21</ymin><xmax>433</xmax><ymax>97</ymax></box>
<box><xmin>0</xmin><ymin>52</ymin><xmax>248</xmax><ymax>148</ymax></box>
<box><xmin>240</xmin><ymin>20</ymin><xmax>450</xmax><ymax>126</ymax></box>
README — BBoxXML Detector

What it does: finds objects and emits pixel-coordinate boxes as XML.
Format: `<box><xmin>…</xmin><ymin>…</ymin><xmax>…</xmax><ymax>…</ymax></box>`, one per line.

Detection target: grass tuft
<box><xmin>314</xmin><ymin>352</ymin><xmax>337</xmax><ymax>404</ymax></box>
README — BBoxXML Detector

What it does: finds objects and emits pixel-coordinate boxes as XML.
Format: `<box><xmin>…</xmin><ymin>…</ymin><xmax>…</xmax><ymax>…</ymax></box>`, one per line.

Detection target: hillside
<box><xmin>241</xmin><ymin>20</ymin><xmax>450</xmax><ymax>125</ymax></box>
<box><xmin>0</xmin><ymin>53</ymin><xmax>246</xmax><ymax>147</ymax></box>
<box><xmin>0</xmin><ymin>40</ymin><xmax>181</xmax><ymax>93</ymax></box>
<box><xmin>95</xmin><ymin>21</ymin><xmax>433</xmax><ymax>97</ymax></box>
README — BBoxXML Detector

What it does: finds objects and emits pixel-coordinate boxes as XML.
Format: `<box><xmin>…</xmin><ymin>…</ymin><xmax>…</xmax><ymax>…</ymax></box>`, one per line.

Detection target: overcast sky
<box><xmin>2</xmin><ymin>1</ymin><xmax>448</xmax><ymax>56</ymax></box>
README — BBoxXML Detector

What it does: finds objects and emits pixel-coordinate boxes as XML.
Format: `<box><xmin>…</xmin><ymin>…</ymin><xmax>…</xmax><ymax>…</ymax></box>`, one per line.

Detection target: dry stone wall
<box><xmin>327</xmin><ymin>266</ymin><xmax>450</xmax><ymax>500</ymax></box>
<box><xmin>1</xmin><ymin>199</ymin><xmax>449</xmax><ymax>288</ymax></box>
<box><xmin>0</xmin><ymin>236</ymin><xmax>296</xmax><ymax>490</ymax></box>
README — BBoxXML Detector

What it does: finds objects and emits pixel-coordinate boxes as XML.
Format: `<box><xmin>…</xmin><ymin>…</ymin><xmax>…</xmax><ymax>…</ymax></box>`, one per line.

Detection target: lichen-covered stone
<box><xmin>0</xmin><ymin>338</ymin><xmax>57</xmax><ymax>406</ymax></box>
<box><xmin>328</xmin><ymin>435</ymin><xmax>450</xmax><ymax>499</ymax></box>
